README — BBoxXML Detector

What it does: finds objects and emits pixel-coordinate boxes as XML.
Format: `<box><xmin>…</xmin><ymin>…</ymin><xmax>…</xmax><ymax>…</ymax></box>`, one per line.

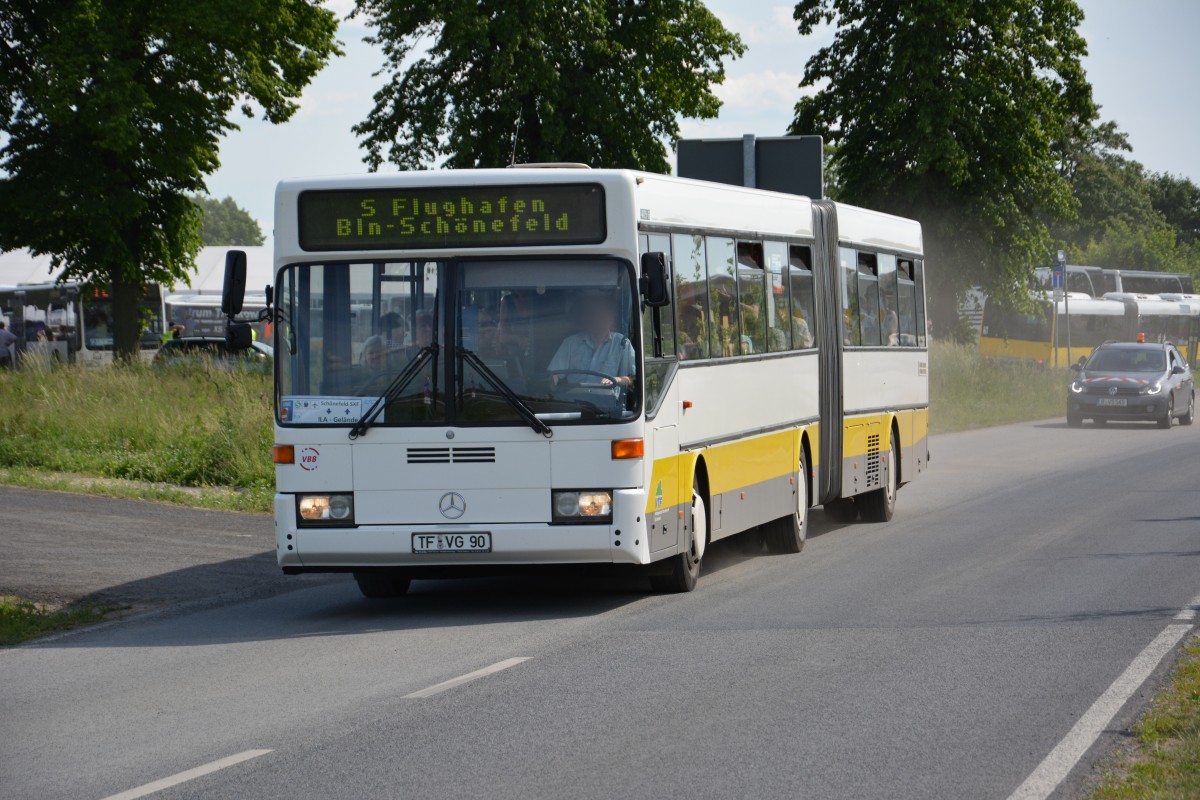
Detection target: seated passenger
<box><xmin>548</xmin><ymin>291</ymin><xmax>635</xmax><ymax>388</ymax></box>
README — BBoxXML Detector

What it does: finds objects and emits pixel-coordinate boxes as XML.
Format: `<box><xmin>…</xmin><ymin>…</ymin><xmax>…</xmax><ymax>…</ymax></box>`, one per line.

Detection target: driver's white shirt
<box><xmin>548</xmin><ymin>330</ymin><xmax>634</xmax><ymax>381</ymax></box>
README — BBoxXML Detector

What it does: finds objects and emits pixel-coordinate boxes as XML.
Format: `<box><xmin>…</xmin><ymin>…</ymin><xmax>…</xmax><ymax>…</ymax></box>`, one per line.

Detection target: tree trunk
<box><xmin>110</xmin><ymin>266</ymin><xmax>143</xmax><ymax>363</ymax></box>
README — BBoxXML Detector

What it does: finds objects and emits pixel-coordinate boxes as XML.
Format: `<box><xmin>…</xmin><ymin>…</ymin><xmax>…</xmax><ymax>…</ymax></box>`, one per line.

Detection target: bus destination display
<box><xmin>298</xmin><ymin>184</ymin><xmax>606</xmax><ymax>251</ymax></box>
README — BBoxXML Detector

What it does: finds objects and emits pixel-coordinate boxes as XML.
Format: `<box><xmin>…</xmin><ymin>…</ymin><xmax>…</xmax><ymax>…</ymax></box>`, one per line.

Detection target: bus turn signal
<box><xmin>273</xmin><ymin>445</ymin><xmax>295</xmax><ymax>464</ymax></box>
<box><xmin>611</xmin><ymin>439</ymin><xmax>644</xmax><ymax>459</ymax></box>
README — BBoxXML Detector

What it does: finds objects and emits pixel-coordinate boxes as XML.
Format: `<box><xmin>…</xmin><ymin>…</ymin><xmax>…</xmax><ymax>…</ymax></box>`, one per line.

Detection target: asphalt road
<box><xmin>2</xmin><ymin>416</ymin><xmax>1199</xmax><ymax>800</ymax></box>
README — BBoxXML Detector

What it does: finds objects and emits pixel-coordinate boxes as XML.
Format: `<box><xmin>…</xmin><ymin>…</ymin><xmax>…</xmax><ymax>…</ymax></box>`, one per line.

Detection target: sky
<box><xmin>206</xmin><ymin>1</ymin><xmax>1200</xmax><ymax>237</ymax></box>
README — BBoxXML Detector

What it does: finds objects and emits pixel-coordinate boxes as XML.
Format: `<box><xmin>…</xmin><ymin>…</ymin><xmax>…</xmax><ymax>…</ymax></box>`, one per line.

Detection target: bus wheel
<box><xmin>1181</xmin><ymin>392</ymin><xmax>1195</xmax><ymax>426</ymax></box>
<box><xmin>765</xmin><ymin>450</ymin><xmax>809</xmax><ymax>554</ymax></box>
<box><xmin>1158</xmin><ymin>396</ymin><xmax>1174</xmax><ymax>429</ymax></box>
<box><xmin>651</xmin><ymin>482</ymin><xmax>705</xmax><ymax>593</ymax></box>
<box><xmin>859</xmin><ymin>438</ymin><xmax>898</xmax><ymax>523</ymax></box>
<box><xmin>353</xmin><ymin>570</ymin><xmax>411</xmax><ymax>599</ymax></box>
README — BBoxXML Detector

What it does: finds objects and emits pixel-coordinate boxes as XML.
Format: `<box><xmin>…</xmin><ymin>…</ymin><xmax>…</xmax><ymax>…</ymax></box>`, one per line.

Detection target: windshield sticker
<box><xmin>282</xmin><ymin>397</ymin><xmax>380</xmax><ymax>424</ymax></box>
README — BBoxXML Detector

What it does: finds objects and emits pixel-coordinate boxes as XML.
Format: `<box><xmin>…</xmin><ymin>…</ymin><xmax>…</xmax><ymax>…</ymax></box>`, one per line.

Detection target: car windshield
<box><xmin>1085</xmin><ymin>348</ymin><xmax>1166</xmax><ymax>372</ymax></box>
<box><xmin>275</xmin><ymin>259</ymin><xmax>640</xmax><ymax>427</ymax></box>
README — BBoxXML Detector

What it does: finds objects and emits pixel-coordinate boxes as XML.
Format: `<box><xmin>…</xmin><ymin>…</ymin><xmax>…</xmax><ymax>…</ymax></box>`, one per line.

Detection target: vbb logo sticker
<box><xmin>299</xmin><ymin>447</ymin><xmax>320</xmax><ymax>471</ymax></box>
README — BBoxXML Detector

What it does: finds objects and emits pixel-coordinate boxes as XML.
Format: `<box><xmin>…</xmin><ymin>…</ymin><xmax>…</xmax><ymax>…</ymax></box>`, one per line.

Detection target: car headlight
<box><xmin>1144</xmin><ymin>382</ymin><xmax>1163</xmax><ymax>395</ymax></box>
<box><xmin>1070</xmin><ymin>381</ymin><xmax>1084</xmax><ymax>394</ymax></box>
<box><xmin>551</xmin><ymin>490</ymin><xmax>613</xmax><ymax>524</ymax></box>
<box><xmin>296</xmin><ymin>493</ymin><xmax>355</xmax><ymax>526</ymax></box>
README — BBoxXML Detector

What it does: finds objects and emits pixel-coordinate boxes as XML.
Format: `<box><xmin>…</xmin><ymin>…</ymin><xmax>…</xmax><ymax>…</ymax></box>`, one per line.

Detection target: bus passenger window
<box><xmin>840</xmin><ymin>247</ymin><xmax>860</xmax><ymax>346</ymax></box>
<box><xmin>897</xmin><ymin>259</ymin><xmax>918</xmax><ymax>346</ymax></box>
<box><xmin>857</xmin><ymin>252</ymin><xmax>881</xmax><ymax>346</ymax></box>
<box><xmin>763</xmin><ymin>241</ymin><xmax>791</xmax><ymax>352</ymax></box>
<box><xmin>736</xmin><ymin>241</ymin><xmax>767</xmax><ymax>355</ymax></box>
<box><xmin>673</xmin><ymin>234</ymin><xmax>709</xmax><ymax>359</ymax></box>
<box><xmin>878</xmin><ymin>254</ymin><xmax>899</xmax><ymax>346</ymax></box>
<box><xmin>707</xmin><ymin>237</ymin><xmax>739</xmax><ymax>357</ymax></box>
<box><xmin>788</xmin><ymin>244</ymin><xmax>816</xmax><ymax>349</ymax></box>
<box><xmin>914</xmin><ymin>259</ymin><xmax>928</xmax><ymax>347</ymax></box>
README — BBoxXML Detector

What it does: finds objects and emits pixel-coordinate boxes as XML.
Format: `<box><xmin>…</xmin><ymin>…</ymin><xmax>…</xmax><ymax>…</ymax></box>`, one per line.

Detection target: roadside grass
<box><xmin>929</xmin><ymin>339</ymin><xmax>1070</xmax><ymax>433</ymax></box>
<box><xmin>1088</xmin><ymin>634</ymin><xmax>1200</xmax><ymax>799</ymax></box>
<box><xmin>0</xmin><ymin>361</ymin><xmax>274</xmax><ymax>513</ymax></box>
<box><xmin>0</xmin><ymin>594</ymin><xmax>120</xmax><ymax>646</ymax></box>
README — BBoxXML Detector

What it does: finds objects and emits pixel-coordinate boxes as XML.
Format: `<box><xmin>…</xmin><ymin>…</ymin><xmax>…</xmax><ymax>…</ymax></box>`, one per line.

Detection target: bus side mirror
<box><xmin>640</xmin><ymin>252</ymin><xmax>671</xmax><ymax>308</ymax></box>
<box><xmin>221</xmin><ymin>250</ymin><xmax>247</xmax><ymax>316</ymax></box>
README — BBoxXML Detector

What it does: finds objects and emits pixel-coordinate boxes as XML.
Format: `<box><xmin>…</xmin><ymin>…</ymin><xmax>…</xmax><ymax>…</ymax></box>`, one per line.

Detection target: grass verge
<box><xmin>1087</xmin><ymin>634</ymin><xmax>1200</xmax><ymax>799</ymax></box>
<box><xmin>0</xmin><ymin>594</ymin><xmax>120</xmax><ymax>646</ymax></box>
<box><xmin>929</xmin><ymin>339</ymin><xmax>1070</xmax><ymax>433</ymax></box>
<box><xmin>0</xmin><ymin>361</ymin><xmax>273</xmax><ymax>513</ymax></box>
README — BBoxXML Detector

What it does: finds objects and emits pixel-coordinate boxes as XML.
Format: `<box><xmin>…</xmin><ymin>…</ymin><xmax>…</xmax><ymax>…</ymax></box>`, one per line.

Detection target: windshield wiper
<box><xmin>348</xmin><ymin>344</ymin><xmax>438</xmax><ymax>440</ymax></box>
<box><xmin>457</xmin><ymin>346</ymin><xmax>552</xmax><ymax>438</ymax></box>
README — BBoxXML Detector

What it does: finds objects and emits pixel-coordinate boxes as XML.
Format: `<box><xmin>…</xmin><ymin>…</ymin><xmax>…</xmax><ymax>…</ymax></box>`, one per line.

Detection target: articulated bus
<box><xmin>980</xmin><ymin>292</ymin><xmax>1200</xmax><ymax>367</ymax></box>
<box><xmin>233</xmin><ymin>168</ymin><xmax>929</xmax><ymax>596</ymax></box>
<box><xmin>0</xmin><ymin>281</ymin><xmax>166</xmax><ymax>365</ymax></box>
<box><xmin>166</xmin><ymin>292</ymin><xmax>269</xmax><ymax>340</ymax></box>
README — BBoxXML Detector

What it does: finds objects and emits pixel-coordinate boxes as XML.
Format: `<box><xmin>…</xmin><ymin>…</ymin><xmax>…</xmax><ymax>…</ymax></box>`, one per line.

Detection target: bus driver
<box><xmin>548</xmin><ymin>291</ymin><xmax>635</xmax><ymax>388</ymax></box>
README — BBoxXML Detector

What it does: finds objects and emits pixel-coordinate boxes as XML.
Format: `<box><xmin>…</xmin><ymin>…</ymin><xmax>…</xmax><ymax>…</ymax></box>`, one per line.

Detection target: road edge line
<box><xmin>1005</xmin><ymin>623</ymin><xmax>1192</xmax><ymax>800</ymax></box>
<box><xmin>403</xmin><ymin>657</ymin><xmax>531</xmax><ymax>699</ymax></box>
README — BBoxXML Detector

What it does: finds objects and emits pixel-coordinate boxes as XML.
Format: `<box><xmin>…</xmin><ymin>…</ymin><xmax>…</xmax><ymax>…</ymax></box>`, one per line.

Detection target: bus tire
<box><xmin>765</xmin><ymin>450</ymin><xmax>809</xmax><ymax>554</ymax></box>
<box><xmin>858</xmin><ymin>438</ymin><xmax>898</xmax><ymax>523</ymax></box>
<box><xmin>1158</xmin><ymin>396</ymin><xmax>1174</xmax><ymax>429</ymax></box>
<box><xmin>651</xmin><ymin>482</ymin><xmax>705</xmax><ymax>593</ymax></box>
<box><xmin>1181</xmin><ymin>392</ymin><xmax>1195</xmax><ymax>426</ymax></box>
<box><xmin>353</xmin><ymin>570</ymin><xmax>411</xmax><ymax>599</ymax></box>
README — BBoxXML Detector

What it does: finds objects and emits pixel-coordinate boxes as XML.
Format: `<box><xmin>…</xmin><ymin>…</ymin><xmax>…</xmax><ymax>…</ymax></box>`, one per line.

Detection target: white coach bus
<box><xmin>222</xmin><ymin>168</ymin><xmax>929</xmax><ymax>596</ymax></box>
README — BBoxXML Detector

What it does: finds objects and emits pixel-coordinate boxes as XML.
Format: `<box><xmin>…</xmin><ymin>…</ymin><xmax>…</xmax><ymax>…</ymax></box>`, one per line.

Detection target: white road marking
<box><xmin>1006</xmin><ymin>623</ymin><xmax>1193</xmax><ymax>800</ymax></box>
<box><xmin>1173</xmin><ymin>593</ymin><xmax>1200</xmax><ymax>621</ymax></box>
<box><xmin>403</xmin><ymin>657</ymin><xmax>531</xmax><ymax>699</ymax></box>
<box><xmin>99</xmin><ymin>749</ymin><xmax>271</xmax><ymax>800</ymax></box>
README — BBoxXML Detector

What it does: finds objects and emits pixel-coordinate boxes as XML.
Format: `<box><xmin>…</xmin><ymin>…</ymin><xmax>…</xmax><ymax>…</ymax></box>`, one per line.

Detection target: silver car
<box><xmin>1068</xmin><ymin>342</ymin><xmax>1195</xmax><ymax>428</ymax></box>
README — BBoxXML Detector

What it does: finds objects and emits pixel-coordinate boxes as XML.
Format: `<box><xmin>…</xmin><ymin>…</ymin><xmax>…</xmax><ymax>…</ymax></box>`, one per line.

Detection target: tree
<box><xmin>0</xmin><ymin>1</ymin><xmax>339</xmax><ymax>359</ymax></box>
<box><xmin>195</xmin><ymin>195</ymin><xmax>267</xmax><ymax>247</ymax></box>
<box><xmin>1147</xmin><ymin>172</ymin><xmax>1200</xmax><ymax>246</ymax></box>
<box><xmin>351</xmin><ymin>0</ymin><xmax>744</xmax><ymax>172</ymax></box>
<box><xmin>788</xmin><ymin>0</ymin><xmax>1095</xmax><ymax>338</ymax></box>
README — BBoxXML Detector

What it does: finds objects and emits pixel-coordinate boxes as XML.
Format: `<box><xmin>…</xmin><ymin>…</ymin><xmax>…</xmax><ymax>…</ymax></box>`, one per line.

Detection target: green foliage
<box><xmin>0</xmin><ymin>363</ymin><xmax>274</xmax><ymax>497</ymax></box>
<box><xmin>0</xmin><ymin>595</ymin><xmax>114</xmax><ymax>646</ymax></box>
<box><xmin>194</xmin><ymin>195</ymin><xmax>266</xmax><ymax>246</ymax></box>
<box><xmin>0</xmin><ymin>0</ymin><xmax>339</xmax><ymax>359</ymax></box>
<box><xmin>929</xmin><ymin>339</ymin><xmax>1069</xmax><ymax>432</ymax></box>
<box><xmin>789</xmin><ymin>0</ymin><xmax>1095</xmax><ymax>338</ymax></box>
<box><xmin>352</xmin><ymin>0</ymin><xmax>744</xmax><ymax>172</ymax></box>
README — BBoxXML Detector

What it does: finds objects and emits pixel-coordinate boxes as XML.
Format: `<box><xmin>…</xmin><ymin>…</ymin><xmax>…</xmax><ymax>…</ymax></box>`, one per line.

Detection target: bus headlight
<box><xmin>297</xmin><ymin>493</ymin><xmax>355</xmax><ymax>526</ymax></box>
<box><xmin>1070</xmin><ymin>381</ymin><xmax>1084</xmax><ymax>394</ymax></box>
<box><xmin>551</xmin><ymin>490</ymin><xmax>613</xmax><ymax>523</ymax></box>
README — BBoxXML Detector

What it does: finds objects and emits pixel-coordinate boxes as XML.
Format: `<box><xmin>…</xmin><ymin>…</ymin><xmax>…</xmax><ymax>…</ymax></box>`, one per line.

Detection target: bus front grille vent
<box><xmin>407</xmin><ymin>447</ymin><xmax>496</xmax><ymax>464</ymax></box>
<box><xmin>865</xmin><ymin>434</ymin><xmax>881</xmax><ymax>489</ymax></box>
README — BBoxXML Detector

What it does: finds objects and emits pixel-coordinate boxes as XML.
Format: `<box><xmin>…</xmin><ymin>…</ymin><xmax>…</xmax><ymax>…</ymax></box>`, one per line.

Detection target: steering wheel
<box><xmin>546</xmin><ymin>368</ymin><xmax>623</xmax><ymax>389</ymax></box>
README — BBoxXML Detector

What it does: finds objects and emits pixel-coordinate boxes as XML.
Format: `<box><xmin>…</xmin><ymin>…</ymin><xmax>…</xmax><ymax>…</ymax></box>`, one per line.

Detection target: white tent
<box><xmin>0</xmin><ymin>246</ymin><xmax>274</xmax><ymax>292</ymax></box>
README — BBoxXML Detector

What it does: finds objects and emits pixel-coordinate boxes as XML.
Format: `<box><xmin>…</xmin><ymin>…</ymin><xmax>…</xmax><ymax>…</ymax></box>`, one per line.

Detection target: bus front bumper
<box><xmin>274</xmin><ymin>490</ymin><xmax>653</xmax><ymax>570</ymax></box>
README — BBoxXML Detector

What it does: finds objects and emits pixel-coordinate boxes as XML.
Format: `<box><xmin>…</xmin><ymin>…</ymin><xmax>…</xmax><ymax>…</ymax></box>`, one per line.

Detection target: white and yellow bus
<box><xmin>223</xmin><ymin>168</ymin><xmax>929</xmax><ymax>595</ymax></box>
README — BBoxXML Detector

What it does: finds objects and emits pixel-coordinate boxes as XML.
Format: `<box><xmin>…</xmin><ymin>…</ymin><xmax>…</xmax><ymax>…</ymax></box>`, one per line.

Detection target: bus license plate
<box><xmin>1097</xmin><ymin>398</ymin><xmax>1127</xmax><ymax>407</ymax></box>
<box><xmin>412</xmin><ymin>532</ymin><xmax>492</xmax><ymax>554</ymax></box>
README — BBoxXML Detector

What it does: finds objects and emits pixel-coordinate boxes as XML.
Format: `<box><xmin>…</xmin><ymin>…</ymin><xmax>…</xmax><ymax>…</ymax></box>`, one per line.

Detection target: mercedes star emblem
<box><xmin>439</xmin><ymin>492</ymin><xmax>466</xmax><ymax>519</ymax></box>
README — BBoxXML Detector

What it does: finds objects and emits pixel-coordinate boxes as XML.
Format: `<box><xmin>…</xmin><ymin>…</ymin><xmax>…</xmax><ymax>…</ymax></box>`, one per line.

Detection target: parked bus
<box><xmin>166</xmin><ymin>292</ymin><xmax>269</xmax><ymax>340</ymax></box>
<box><xmin>979</xmin><ymin>292</ymin><xmax>1200</xmax><ymax>367</ymax></box>
<box><xmin>1102</xmin><ymin>269</ymin><xmax>1194</xmax><ymax>295</ymax></box>
<box><xmin>0</xmin><ymin>280</ymin><xmax>166</xmax><ymax>365</ymax></box>
<box><xmin>226</xmin><ymin>168</ymin><xmax>930</xmax><ymax>596</ymax></box>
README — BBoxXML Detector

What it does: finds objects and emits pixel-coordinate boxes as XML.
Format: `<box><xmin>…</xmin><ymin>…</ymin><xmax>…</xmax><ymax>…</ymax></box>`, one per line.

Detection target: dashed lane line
<box><xmin>403</xmin><ymin>657</ymin><xmax>532</xmax><ymax>699</ymax></box>
<box><xmin>99</xmin><ymin>749</ymin><xmax>272</xmax><ymax>800</ymax></box>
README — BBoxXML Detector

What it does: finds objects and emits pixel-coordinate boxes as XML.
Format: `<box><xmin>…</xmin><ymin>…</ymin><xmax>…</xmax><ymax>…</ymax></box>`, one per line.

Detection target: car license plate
<box><xmin>412</xmin><ymin>532</ymin><xmax>492</xmax><ymax>554</ymax></box>
<box><xmin>1097</xmin><ymin>398</ymin><xmax>1127</xmax><ymax>407</ymax></box>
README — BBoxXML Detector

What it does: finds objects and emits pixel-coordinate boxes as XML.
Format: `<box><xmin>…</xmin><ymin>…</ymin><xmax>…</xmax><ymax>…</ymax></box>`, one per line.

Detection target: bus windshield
<box><xmin>276</xmin><ymin>259</ymin><xmax>641</xmax><ymax>427</ymax></box>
